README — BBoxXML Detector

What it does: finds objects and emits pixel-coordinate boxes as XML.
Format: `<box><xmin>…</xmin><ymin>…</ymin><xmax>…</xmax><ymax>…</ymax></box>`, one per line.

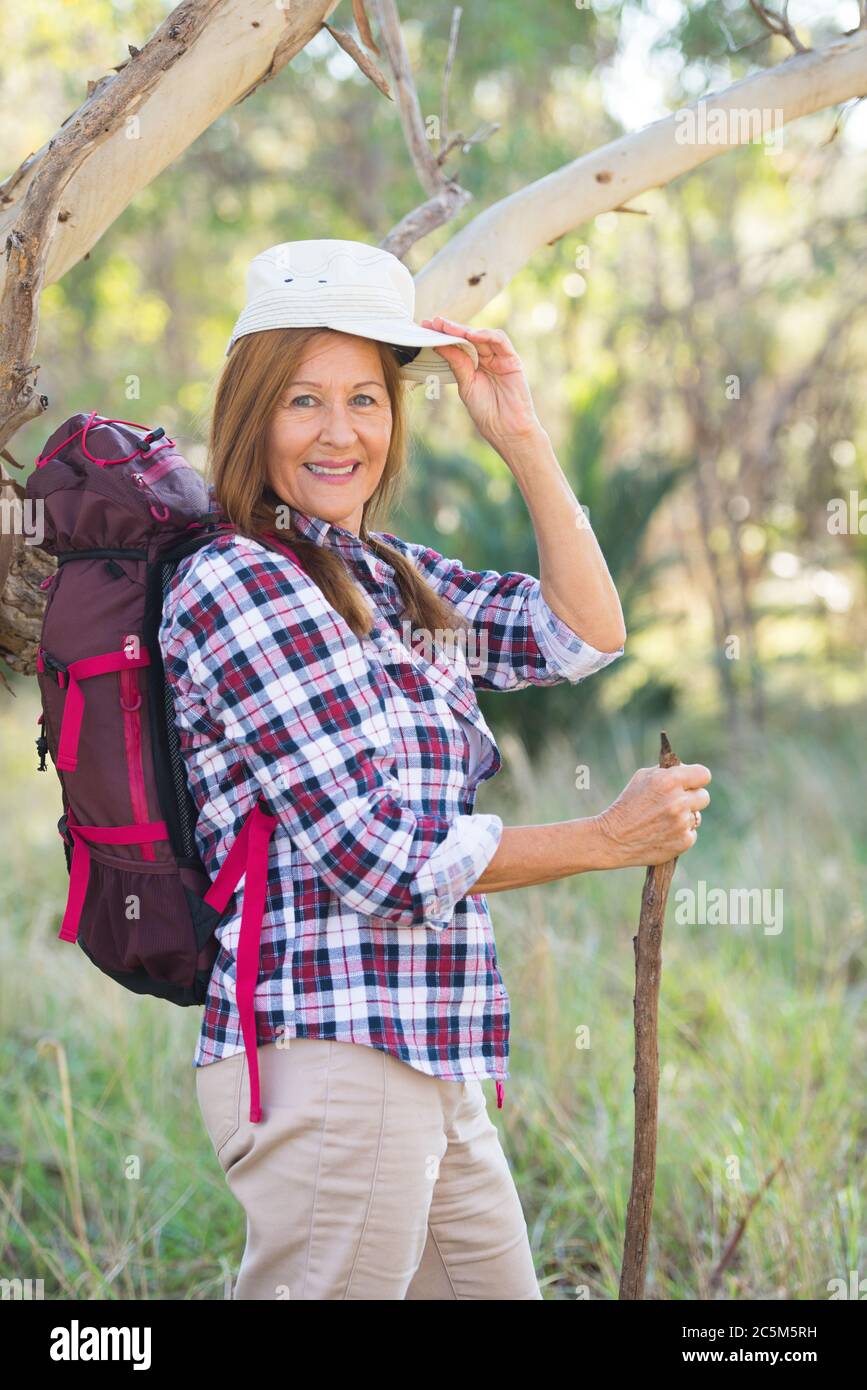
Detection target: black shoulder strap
<box><xmin>142</xmin><ymin>528</ymin><xmax>231</xmax><ymax>866</ymax></box>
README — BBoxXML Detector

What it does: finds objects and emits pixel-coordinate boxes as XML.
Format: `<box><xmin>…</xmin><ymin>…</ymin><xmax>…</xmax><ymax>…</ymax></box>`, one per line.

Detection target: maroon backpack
<box><xmin>25</xmin><ymin>410</ymin><xmax>303</xmax><ymax>1122</ymax></box>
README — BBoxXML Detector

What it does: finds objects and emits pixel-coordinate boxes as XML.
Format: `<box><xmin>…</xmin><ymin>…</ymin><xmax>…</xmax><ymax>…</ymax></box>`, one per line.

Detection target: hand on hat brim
<box><xmin>422</xmin><ymin>329</ymin><xmax>476</xmax><ymax>393</ymax></box>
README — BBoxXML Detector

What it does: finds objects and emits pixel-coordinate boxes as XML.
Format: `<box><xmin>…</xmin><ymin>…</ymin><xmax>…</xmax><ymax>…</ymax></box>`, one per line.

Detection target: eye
<box><xmin>286</xmin><ymin>393</ymin><xmax>378</xmax><ymax>407</ymax></box>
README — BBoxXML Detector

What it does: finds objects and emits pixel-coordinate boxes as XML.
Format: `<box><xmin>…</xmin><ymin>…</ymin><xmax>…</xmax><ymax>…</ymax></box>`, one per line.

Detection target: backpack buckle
<box><xmin>57</xmin><ymin>814</ymin><xmax>73</xmax><ymax>874</ymax></box>
<box><xmin>41</xmin><ymin>651</ymin><xmax>68</xmax><ymax>685</ymax></box>
<box><xmin>139</xmin><ymin>427</ymin><xmax>166</xmax><ymax>453</ymax></box>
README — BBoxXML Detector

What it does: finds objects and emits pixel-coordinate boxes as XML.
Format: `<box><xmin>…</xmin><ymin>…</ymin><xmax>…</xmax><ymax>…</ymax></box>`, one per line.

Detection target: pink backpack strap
<box><xmin>58</xmin><ymin>811</ymin><xmax>170</xmax><ymax>942</ymax></box>
<box><xmin>37</xmin><ymin>646</ymin><xmax>151</xmax><ymax>773</ymax></box>
<box><xmin>261</xmin><ymin>531</ymin><xmax>305</xmax><ymax>573</ymax></box>
<box><xmin>203</xmin><ymin>797</ymin><xmax>279</xmax><ymax>1123</ymax></box>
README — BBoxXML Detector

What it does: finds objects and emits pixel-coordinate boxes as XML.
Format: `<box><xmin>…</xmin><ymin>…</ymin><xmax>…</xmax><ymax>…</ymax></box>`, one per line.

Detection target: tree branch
<box><xmin>412</xmin><ymin>30</ymin><xmax>867</xmax><ymax>322</ymax></box>
<box><xmin>439</xmin><ymin>6</ymin><xmax>462</xmax><ymax>159</ymax></box>
<box><xmin>370</xmin><ymin>0</ymin><xmax>497</xmax><ymax>258</ymax></box>
<box><xmin>748</xmin><ymin>0</ymin><xmax>808</xmax><ymax>55</ymax></box>
<box><xmin>370</xmin><ymin>0</ymin><xmax>449</xmax><ymax>197</ymax></box>
<box><xmin>323</xmin><ymin>21</ymin><xmax>392</xmax><ymax>99</ymax></box>
<box><xmin>0</xmin><ymin>0</ymin><xmax>341</xmax><ymax>448</ymax></box>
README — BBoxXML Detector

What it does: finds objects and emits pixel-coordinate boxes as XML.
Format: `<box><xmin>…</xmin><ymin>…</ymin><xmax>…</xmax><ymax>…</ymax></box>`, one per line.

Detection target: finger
<box><xmin>422</xmin><ymin>315</ymin><xmax>474</xmax><ymax>339</ymax></box>
<box><xmin>458</xmin><ymin>326</ymin><xmax>510</xmax><ymax>346</ymax></box>
<box><xmin>687</xmin><ymin>788</ymin><xmax>711</xmax><ymax>811</ymax></box>
<box><xmin>669</xmin><ymin>825</ymin><xmax>698</xmax><ymax>857</ymax></box>
<box><xmin>430</xmin><ymin>341</ymin><xmax>476</xmax><ymax>390</ymax></box>
<box><xmin>669</xmin><ymin>762</ymin><xmax>712</xmax><ymax>788</ymax></box>
<box><xmin>425</xmin><ymin>315</ymin><xmax>485</xmax><ymax>336</ymax></box>
<box><xmin>427</xmin><ymin>317</ymin><xmax>513</xmax><ymax>351</ymax></box>
<box><xmin>467</xmin><ymin>330</ymin><xmax>515</xmax><ymax>356</ymax></box>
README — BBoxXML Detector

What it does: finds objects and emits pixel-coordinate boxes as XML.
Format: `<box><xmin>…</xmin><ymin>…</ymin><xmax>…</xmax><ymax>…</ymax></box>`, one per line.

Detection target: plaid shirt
<box><xmin>157</xmin><ymin>506</ymin><xmax>624</xmax><ymax>1094</ymax></box>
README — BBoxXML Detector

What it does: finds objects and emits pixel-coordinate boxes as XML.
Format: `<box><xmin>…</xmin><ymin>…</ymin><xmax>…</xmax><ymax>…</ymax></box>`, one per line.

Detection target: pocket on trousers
<box><xmin>195</xmin><ymin>1052</ymin><xmax>245</xmax><ymax>1158</ymax></box>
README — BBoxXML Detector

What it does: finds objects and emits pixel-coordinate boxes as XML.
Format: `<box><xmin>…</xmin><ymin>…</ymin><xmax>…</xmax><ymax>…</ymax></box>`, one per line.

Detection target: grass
<box><xmin>1</xmin><ymin>674</ymin><xmax>865</xmax><ymax>1300</ymax></box>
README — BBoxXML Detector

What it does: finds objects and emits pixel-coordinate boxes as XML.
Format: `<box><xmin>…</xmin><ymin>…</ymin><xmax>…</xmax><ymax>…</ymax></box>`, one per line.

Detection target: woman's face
<box><xmin>265</xmin><ymin>331</ymin><xmax>393</xmax><ymax>535</ymax></box>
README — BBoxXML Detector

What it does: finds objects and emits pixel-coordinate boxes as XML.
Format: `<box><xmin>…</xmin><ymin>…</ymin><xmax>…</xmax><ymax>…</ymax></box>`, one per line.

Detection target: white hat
<box><xmin>225</xmin><ymin>239</ymin><xmax>479</xmax><ymax>386</ymax></box>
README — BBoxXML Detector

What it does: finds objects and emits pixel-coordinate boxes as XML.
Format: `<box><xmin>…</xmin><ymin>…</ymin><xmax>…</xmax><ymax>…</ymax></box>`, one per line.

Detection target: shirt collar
<box><xmin>289</xmin><ymin>506</ymin><xmax>340</xmax><ymax>546</ymax></box>
<box><xmin>288</xmin><ymin>505</ymin><xmax>393</xmax><ymax>582</ymax></box>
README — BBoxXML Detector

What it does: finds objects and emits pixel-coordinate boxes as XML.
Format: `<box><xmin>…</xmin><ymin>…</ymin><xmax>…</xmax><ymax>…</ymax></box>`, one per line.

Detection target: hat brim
<box><xmin>316</xmin><ymin>318</ymin><xmax>478</xmax><ymax>385</ymax></box>
<box><xmin>225</xmin><ymin>314</ymin><xmax>478</xmax><ymax>385</ymax></box>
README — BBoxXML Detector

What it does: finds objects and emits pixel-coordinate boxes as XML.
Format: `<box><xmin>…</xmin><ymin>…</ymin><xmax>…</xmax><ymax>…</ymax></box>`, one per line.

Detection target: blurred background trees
<box><xmin>5</xmin><ymin>0</ymin><xmax>865</xmax><ymax>750</ymax></box>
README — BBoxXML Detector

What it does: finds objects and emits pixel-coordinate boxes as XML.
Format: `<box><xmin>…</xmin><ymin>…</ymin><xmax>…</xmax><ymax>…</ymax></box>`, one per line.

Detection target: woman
<box><xmin>158</xmin><ymin>239</ymin><xmax>711</xmax><ymax>1300</ymax></box>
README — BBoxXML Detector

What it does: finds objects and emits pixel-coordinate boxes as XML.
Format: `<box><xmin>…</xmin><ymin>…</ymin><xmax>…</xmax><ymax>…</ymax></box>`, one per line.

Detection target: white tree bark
<box><xmin>0</xmin><ymin>0</ymin><xmax>341</xmax><ymax>295</ymax></box>
<box><xmin>4</xmin><ymin>21</ymin><xmax>864</xmax><ymax>325</ymax></box>
<box><xmin>414</xmin><ymin>29</ymin><xmax>867</xmax><ymax>320</ymax></box>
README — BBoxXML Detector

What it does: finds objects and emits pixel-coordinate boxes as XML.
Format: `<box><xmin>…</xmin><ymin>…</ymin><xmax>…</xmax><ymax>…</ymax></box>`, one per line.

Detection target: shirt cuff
<box><xmin>414</xmin><ymin>813</ymin><xmax>504</xmax><ymax>931</ymax></box>
<box><xmin>529</xmin><ymin>583</ymin><xmax>625</xmax><ymax>684</ymax></box>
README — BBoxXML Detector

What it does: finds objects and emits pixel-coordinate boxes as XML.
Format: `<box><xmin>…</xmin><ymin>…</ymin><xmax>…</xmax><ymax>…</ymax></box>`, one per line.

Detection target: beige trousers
<box><xmin>195</xmin><ymin>1037</ymin><xmax>543</xmax><ymax>1300</ymax></box>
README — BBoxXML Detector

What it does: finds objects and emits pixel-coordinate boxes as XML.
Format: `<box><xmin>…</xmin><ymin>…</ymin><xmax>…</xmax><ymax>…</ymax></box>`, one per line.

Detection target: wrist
<box><xmin>488</xmin><ymin>421</ymin><xmax>550</xmax><ymax>463</ymax></box>
<box><xmin>580</xmin><ymin>813</ymin><xmax>620</xmax><ymax>872</ymax></box>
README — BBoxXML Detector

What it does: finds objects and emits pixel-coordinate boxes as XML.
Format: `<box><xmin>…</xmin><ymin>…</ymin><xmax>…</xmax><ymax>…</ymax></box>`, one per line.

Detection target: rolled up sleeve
<box><xmin>527</xmin><ymin>583</ymin><xmax>624</xmax><ymax>684</ymax></box>
<box><xmin>159</xmin><ymin>538</ymin><xmax>503</xmax><ymax>931</ymax></box>
<box><xmin>412</xmin><ymin>812</ymin><xmax>503</xmax><ymax>930</ymax></box>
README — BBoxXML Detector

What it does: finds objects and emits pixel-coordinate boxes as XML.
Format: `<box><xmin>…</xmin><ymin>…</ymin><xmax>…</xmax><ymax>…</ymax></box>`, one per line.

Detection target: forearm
<box><xmin>492</xmin><ymin>425</ymin><xmax>626</xmax><ymax>653</ymax></box>
<box><xmin>466</xmin><ymin>817</ymin><xmax>614</xmax><ymax>895</ymax></box>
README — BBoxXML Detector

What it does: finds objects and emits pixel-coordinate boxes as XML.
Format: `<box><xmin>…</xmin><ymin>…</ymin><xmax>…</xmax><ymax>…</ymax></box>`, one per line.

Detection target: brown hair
<box><xmin>204</xmin><ymin>326</ymin><xmax>472</xmax><ymax>647</ymax></box>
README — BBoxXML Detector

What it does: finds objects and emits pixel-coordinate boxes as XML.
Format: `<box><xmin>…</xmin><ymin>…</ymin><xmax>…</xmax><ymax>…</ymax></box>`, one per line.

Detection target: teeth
<box><xmin>306</xmin><ymin>463</ymin><xmax>357</xmax><ymax>475</ymax></box>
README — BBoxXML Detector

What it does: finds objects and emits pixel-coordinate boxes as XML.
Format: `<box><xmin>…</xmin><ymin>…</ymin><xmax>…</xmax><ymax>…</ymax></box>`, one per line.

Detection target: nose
<box><xmin>316</xmin><ymin>401</ymin><xmax>359</xmax><ymax>449</ymax></box>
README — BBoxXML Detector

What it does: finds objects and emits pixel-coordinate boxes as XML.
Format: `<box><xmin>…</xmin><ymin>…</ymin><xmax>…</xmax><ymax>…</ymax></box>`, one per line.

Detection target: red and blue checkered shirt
<box><xmin>157</xmin><ymin>506</ymin><xmax>623</xmax><ymax>1093</ymax></box>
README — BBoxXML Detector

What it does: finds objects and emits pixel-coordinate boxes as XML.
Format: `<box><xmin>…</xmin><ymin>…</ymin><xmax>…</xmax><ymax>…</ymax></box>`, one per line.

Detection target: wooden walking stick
<box><xmin>618</xmin><ymin>730</ymin><xmax>682</xmax><ymax>1300</ymax></box>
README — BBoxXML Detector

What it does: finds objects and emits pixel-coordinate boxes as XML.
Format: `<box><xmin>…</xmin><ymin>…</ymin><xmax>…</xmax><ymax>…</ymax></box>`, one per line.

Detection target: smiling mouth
<box><xmin>303</xmin><ymin>461</ymin><xmax>362</xmax><ymax>477</ymax></box>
